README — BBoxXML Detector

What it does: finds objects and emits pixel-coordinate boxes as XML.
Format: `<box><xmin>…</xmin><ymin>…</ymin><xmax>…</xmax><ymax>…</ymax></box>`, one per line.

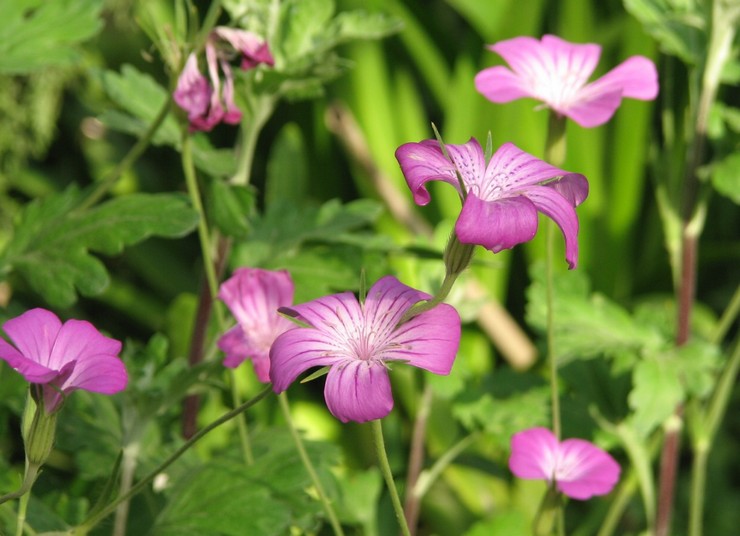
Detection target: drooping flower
<box><xmin>0</xmin><ymin>308</ymin><xmax>128</xmax><ymax>413</ymax></box>
<box><xmin>269</xmin><ymin>276</ymin><xmax>461</xmax><ymax>423</ymax></box>
<box><xmin>396</xmin><ymin>138</ymin><xmax>588</xmax><ymax>268</ymax></box>
<box><xmin>173</xmin><ymin>26</ymin><xmax>274</xmax><ymax>132</ymax></box>
<box><xmin>509</xmin><ymin>427</ymin><xmax>620</xmax><ymax>500</ymax></box>
<box><xmin>217</xmin><ymin>268</ymin><xmax>295</xmax><ymax>383</ymax></box>
<box><xmin>475</xmin><ymin>34</ymin><xmax>659</xmax><ymax>128</ymax></box>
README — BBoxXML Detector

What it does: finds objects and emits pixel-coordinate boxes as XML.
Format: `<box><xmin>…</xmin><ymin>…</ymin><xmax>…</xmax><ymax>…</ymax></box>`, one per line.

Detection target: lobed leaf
<box><xmin>0</xmin><ymin>189</ymin><xmax>198</xmax><ymax>307</ymax></box>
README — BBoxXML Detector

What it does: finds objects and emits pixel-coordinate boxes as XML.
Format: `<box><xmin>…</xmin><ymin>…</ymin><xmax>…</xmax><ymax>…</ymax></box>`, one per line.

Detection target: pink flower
<box><xmin>475</xmin><ymin>34</ymin><xmax>659</xmax><ymax>128</ymax></box>
<box><xmin>269</xmin><ymin>276</ymin><xmax>461</xmax><ymax>423</ymax></box>
<box><xmin>173</xmin><ymin>27</ymin><xmax>273</xmax><ymax>132</ymax></box>
<box><xmin>0</xmin><ymin>308</ymin><xmax>127</xmax><ymax>413</ymax></box>
<box><xmin>509</xmin><ymin>427</ymin><xmax>620</xmax><ymax>500</ymax></box>
<box><xmin>217</xmin><ymin>268</ymin><xmax>295</xmax><ymax>383</ymax></box>
<box><xmin>396</xmin><ymin>138</ymin><xmax>588</xmax><ymax>268</ymax></box>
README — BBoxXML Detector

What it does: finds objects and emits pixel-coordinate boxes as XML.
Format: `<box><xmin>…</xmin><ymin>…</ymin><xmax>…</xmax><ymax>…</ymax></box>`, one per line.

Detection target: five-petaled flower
<box><xmin>396</xmin><ymin>138</ymin><xmax>588</xmax><ymax>268</ymax></box>
<box><xmin>509</xmin><ymin>427</ymin><xmax>620</xmax><ymax>500</ymax></box>
<box><xmin>218</xmin><ymin>268</ymin><xmax>295</xmax><ymax>383</ymax></box>
<box><xmin>475</xmin><ymin>34</ymin><xmax>659</xmax><ymax>128</ymax></box>
<box><xmin>0</xmin><ymin>308</ymin><xmax>128</xmax><ymax>413</ymax></box>
<box><xmin>174</xmin><ymin>26</ymin><xmax>274</xmax><ymax>132</ymax></box>
<box><xmin>269</xmin><ymin>276</ymin><xmax>461</xmax><ymax>423</ymax></box>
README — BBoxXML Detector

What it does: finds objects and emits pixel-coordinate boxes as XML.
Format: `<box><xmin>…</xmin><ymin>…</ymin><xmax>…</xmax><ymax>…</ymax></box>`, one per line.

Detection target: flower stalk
<box><xmin>371</xmin><ymin>419</ymin><xmax>412</xmax><ymax>536</ymax></box>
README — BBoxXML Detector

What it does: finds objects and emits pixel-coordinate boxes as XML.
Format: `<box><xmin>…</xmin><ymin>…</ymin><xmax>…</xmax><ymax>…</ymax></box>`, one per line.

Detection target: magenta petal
<box><xmin>484</xmin><ymin>142</ymin><xmax>572</xmax><ymax>191</ymax></box>
<box><xmin>395</xmin><ymin>141</ymin><xmax>461</xmax><ymax>205</ymax></box>
<box><xmin>509</xmin><ymin>427</ymin><xmax>558</xmax><ymax>481</ymax></box>
<box><xmin>217</xmin><ymin>325</ymin><xmax>252</xmax><ymax>368</ymax></box>
<box><xmin>62</xmin><ymin>354</ymin><xmax>128</xmax><ymax>394</ymax></box>
<box><xmin>0</xmin><ymin>339</ymin><xmax>58</xmax><ymax>383</ymax></box>
<box><xmin>456</xmin><ymin>193</ymin><xmax>538</xmax><ymax>252</ymax></box>
<box><xmin>47</xmin><ymin>319</ymin><xmax>122</xmax><ymax>371</ymax></box>
<box><xmin>555</xmin><ymin>438</ymin><xmax>621</xmax><ymax>500</ymax></box>
<box><xmin>173</xmin><ymin>53</ymin><xmax>212</xmax><ymax>122</ymax></box>
<box><xmin>474</xmin><ymin>66</ymin><xmax>531</xmax><ymax>103</ymax></box>
<box><xmin>524</xmin><ymin>185</ymin><xmax>582</xmax><ymax>269</ymax></box>
<box><xmin>219</xmin><ymin>61</ymin><xmax>242</xmax><ymax>124</ymax></box>
<box><xmin>390</xmin><ymin>303</ymin><xmax>461</xmax><ymax>374</ymax></box>
<box><xmin>363</xmin><ymin>276</ymin><xmax>430</xmax><ymax>335</ymax></box>
<box><xmin>323</xmin><ymin>360</ymin><xmax>393</xmax><ymax>423</ymax></box>
<box><xmin>2</xmin><ymin>308</ymin><xmax>62</xmax><ymax>368</ymax></box>
<box><xmin>284</xmin><ymin>292</ymin><xmax>364</xmax><ymax>336</ymax></box>
<box><xmin>269</xmin><ymin>329</ymin><xmax>344</xmax><ymax>392</ymax></box>
<box><xmin>213</xmin><ymin>27</ymin><xmax>274</xmax><ymax>69</ymax></box>
<box><xmin>587</xmin><ymin>55</ymin><xmax>659</xmax><ymax>101</ymax></box>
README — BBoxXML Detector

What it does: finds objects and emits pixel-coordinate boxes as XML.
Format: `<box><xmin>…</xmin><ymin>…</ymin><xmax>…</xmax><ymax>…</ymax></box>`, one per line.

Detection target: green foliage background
<box><xmin>0</xmin><ymin>0</ymin><xmax>737</xmax><ymax>535</ymax></box>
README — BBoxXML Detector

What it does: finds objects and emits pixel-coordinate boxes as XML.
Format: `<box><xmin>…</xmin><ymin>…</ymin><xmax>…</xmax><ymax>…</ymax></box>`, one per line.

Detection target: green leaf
<box><xmin>265</xmin><ymin>123</ymin><xmax>309</xmax><ymax>207</ymax></box>
<box><xmin>328</xmin><ymin>10</ymin><xmax>404</xmax><ymax>43</ymax></box>
<box><xmin>0</xmin><ymin>0</ymin><xmax>104</xmax><ymax>73</ymax></box>
<box><xmin>152</xmin><ymin>464</ymin><xmax>293</xmax><ymax>536</ymax></box>
<box><xmin>205</xmin><ymin>178</ymin><xmax>255</xmax><ymax>239</ymax></box>
<box><xmin>628</xmin><ymin>358</ymin><xmax>684</xmax><ymax>437</ymax></box>
<box><xmin>623</xmin><ymin>0</ymin><xmax>706</xmax><ymax>64</ymax></box>
<box><xmin>0</xmin><ymin>189</ymin><xmax>198</xmax><ymax>307</ymax></box>
<box><xmin>711</xmin><ymin>151</ymin><xmax>740</xmax><ymax>204</ymax></box>
<box><xmin>99</xmin><ymin>65</ymin><xmax>237</xmax><ymax>176</ymax></box>
<box><xmin>526</xmin><ymin>263</ymin><xmax>664</xmax><ymax>365</ymax></box>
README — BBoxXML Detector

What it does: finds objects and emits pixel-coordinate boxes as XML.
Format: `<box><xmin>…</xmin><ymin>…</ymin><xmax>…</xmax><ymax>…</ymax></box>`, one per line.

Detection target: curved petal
<box><xmin>213</xmin><ymin>27</ymin><xmax>274</xmax><ymax>69</ymax></box>
<box><xmin>485</xmin><ymin>142</ymin><xmax>573</xmax><ymax>193</ymax></box>
<box><xmin>387</xmin><ymin>302</ymin><xmax>461</xmax><ymax>374</ymax></box>
<box><xmin>61</xmin><ymin>355</ymin><xmax>128</xmax><ymax>395</ymax></box>
<box><xmin>474</xmin><ymin>65</ymin><xmax>532</xmax><ymax>103</ymax></box>
<box><xmin>0</xmin><ymin>339</ymin><xmax>58</xmax><ymax>383</ymax></box>
<box><xmin>455</xmin><ymin>193</ymin><xmax>538</xmax><ymax>252</ymax></box>
<box><xmin>444</xmin><ymin>138</ymin><xmax>487</xmax><ymax>194</ymax></box>
<box><xmin>173</xmin><ymin>53</ymin><xmax>212</xmax><ymax>121</ymax></box>
<box><xmin>524</xmin><ymin>185</ymin><xmax>582</xmax><ymax>269</ymax></box>
<box><xmin>487</xmin><ymin>35</ymin><xmax>601</xmax><ymax>110</ymax></box>
<box><xmin>509</xmin><ymin>427</ymin><xmax>558</xmax><ymax>481</ymax></box>
<box><xmin>323</xmin><ymin>360</ymin><xmax>393</xmax><ymax>423</ymax></box>
<box><xmin>545</xmin><ymin>173</ymin><xmax>589</xmax><ymax>207</ymax></box>
<box><xmin>217</xmin><ymin>325</ymin><xmax>252</xmax><ymax>368</ymax></box>
<box><xmin>363</xmin><ymin>276</ymin><xmax>429</xmax><ymax>341</ymax></box>
<box><xmin>2</xmin><ymin>308</ymin><xmax>61</xmax><ymax>368</ymax></box>
<box><xmin>561</xmin><ymin>87</ymin><xmax>624</xmax><ymax>128</ymax></box>
<box><xmin>555</xmin><ymin>438</ymin><xmax>621</xmax><ymax>500</ymax></box>
<box><xmin>269</xmin><ymin>328</ymin><xmax>346</xmax><ymax>392</ymax></box>
<box><xmin>219</xmin><ymin>60</ymin><xmax>242</xmax><ymax>124</ymax></box>
<box><xmin>218</xmin><ymin>268</ymin><xmax>294</xmax><ymax>334</ymax></box>
<box><xmin>282</xmin><ymin>292</ymin><xmax>364</xmax><ymax>340</ymax></box>
<box><xmin>48</xmin><ymin>319</ymin><xmax>122</xmax><ymax>371</ymax></box>
<box><xmin>586</xmin><ymin>55</ymin><xmax>659</xmax><ymax>101</ymax></box>
<box><xmin>395</xmin><ymin>141</ymin><xmax>461</xmax><ymax>205</ymax></box>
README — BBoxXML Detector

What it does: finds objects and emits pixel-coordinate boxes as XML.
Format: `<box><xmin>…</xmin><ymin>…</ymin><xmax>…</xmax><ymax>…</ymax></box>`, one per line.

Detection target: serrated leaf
<box><xmin>526</xmin><ymin>263</ymin><xmax>664</xmax><ymax>365</ymax></box>
<box><xmin>628</xmin><ymin>358</ymin><xmax>684</xmax><ymax>437</ymax></box>
<box><xmin>711</xmin><ymin>151</ymin><xmax>740</xmax><ymax>204</ymax></box>
<box><xmin>0</xmin><ymin>0</ymin><xmax>104</xmax><ymax>73</ymax></box>
<box><xmin>0</xmin><ymin>190</ymin><xmax>198</xmax><ymax>307</ymax></box>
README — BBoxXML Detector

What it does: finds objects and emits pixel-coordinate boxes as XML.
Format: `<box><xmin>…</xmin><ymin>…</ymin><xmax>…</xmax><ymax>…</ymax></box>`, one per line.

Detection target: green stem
<box><xmin>75</xmin><ymin>386</ymin><xmax>272</xmax><ymax>533</ymax></box>
<box><xmin>711</xmin><ymin>284</ymin><xmax>740</xmax><ymax>345</ymax></box>
<box><xmin>371</xmin><ymin>419</ymin><xmax>411</xmax><ymax>536</ymax></box>
<box><xmin>76</xmin><ymin>96</ymin><xmax>172</xmax><ymax>212</ymax></box>
<box><xmin>278</xmin><ymin>393</ymin><xmax>345</xmax><ymax>536</ymax></box>
<box><xmin>411</xmin><ymin>433</ymin><xmax>477</xmax><ymax>500</ymax></box>
<box><xmin>689</xmin><ymin>441</ymin><xmax>708</xmax><ymax>536</ymax></box>
<box><xmin>544</xmin><ymin>111</ymin><xmax>566</xmax><ymax>441</ymax></box>
<box><xmin>181</xmin><ymin>134</ymin><xmax>224</xmax><ymax>329</ymax></box>
<box><xmin>231</xmin><ymin>95</ymin><xmax>276</xmax><ymax>187</ymax></box>
<box><xmin>597</xmin><ymin>466</ymin><xmax>639</xmax><ymax>536</ymax></box>
<box><xmin>14</xmin><ymin>481</ymin><xmax>30</xmax><ymax>536</ymax></box>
